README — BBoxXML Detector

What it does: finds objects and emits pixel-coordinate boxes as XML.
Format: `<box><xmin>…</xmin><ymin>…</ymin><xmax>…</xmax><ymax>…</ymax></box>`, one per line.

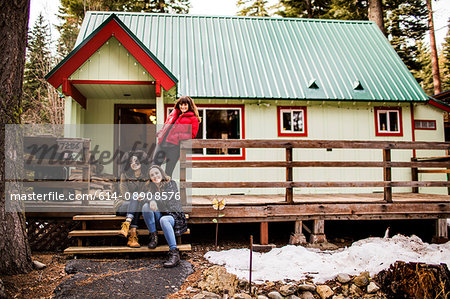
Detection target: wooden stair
<box><xmin>65</xmin><ymin>214</ymin><xmax>191</xmax><ymax>255</ymax></box>
<box><xmin>69</xmin><ymin>229</ymin><xmax>190</xmax><ymax>237</ymax></box>
<box><xmin>65</xmin><ymin>244</ymin><xmax>192</xmax><ymax>254</ymax></box>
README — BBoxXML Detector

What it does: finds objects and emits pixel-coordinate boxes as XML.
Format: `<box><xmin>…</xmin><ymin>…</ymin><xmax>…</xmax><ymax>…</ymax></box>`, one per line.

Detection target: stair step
<box><xmin>73</xmin><ymin>214</ymin><xmax>189</xmax><ymax>221</ymax></box>
<box><xmin>69</xmin><ymin>229</ymin><xmax>190</xmax><ymax>237</ymax></box>
<box><xmin>64</xmin><ymin>244</ymin><xmax>191</xmax><ymax>254</ymax></box>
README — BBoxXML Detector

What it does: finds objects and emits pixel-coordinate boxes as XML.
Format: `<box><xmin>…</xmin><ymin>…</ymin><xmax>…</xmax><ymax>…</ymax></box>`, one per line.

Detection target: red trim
<box><xmin>277</xmin><ymin>106</ymin><xmax>308</xmax><ymax>137</ymax></box>
<box><xmin>374</xmin><ymin>107</ymin><xmax>403</xmax><ymax>137</ymax></box>
<box><xmin>410</xmin><ymin>103</ymin><xmax>416</xmax><ymax>157</ymax></box>
<box><xmin>428</xmin><ymin>98</ymin><xmax>450</xmax><ymax>112</ymax></box>
<box><xmin>164</xmin><ymin>104</ymin><xmax>246</xmax><ymax>160</ymax></box>
<box><xmin>414</xmin><ymin>119</ymin><xmax>437</xmax><ymax>130</ymax></box>
<box><xmin>71</xmin><ymin>80</ymin><xmax>155</xmax><ymax>85</ymax></box>
<box><xmin>155</xmin><ymin>80</ymin><xmax>161</xmax><ymax>97</ymax></box>
<box><xmin>47</xmin><ymin>18</ymin><xmax>176</xmax><ymax>91</ymax></box>
<box><xmin>62</xmin><ymin>78</ymin><xmax>87</xmax><ymax>109</ymax></box>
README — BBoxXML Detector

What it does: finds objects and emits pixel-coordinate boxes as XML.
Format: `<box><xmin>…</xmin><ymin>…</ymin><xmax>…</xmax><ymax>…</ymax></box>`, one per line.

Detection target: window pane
<box><xmin>205</xmin><ymin>109</ymin><xmax>241</xmax><ymax>155</ymax></box>
<box><xmin>282</xmin><ymin>111</ymin><xmax>291</xmax><ymax>131</ymax></box>
<box><xmin>389</xmin><ymin>111</ymin><xmax>398</xmax><ymax>132</ymax></box>
<box><xmin>379</xmin><ymin>112</ymin><xmax>387</xmax><ymax>131</ymax></box>
<box><xmin>292</xmin><ymin>111</ymin><xmax>303</xmax><ymax>132</ymax></box>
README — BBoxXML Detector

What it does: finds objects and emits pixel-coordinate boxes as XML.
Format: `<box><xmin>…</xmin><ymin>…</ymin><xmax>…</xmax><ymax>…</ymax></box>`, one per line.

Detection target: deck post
<box><xmin>383</xmin><ymin>148</ymin><xmax>393</xmax><ymax>203</ymax></box>
<box><xmin>289</xmin><ymin>220</ymin><xmax>307</xmax><ymax>245</ymax></box>
<box><xmin>286</xmin><ymin>147</ymin><xmax>293</xmax><ymax>204</ymax></box>
<box><xmin>260</xmin><ymin>222</ymin><xmax>268</xmax><ymax>245</ymax></box>
<box><xmin>82</xmin><ymin>140</ymin><xmax>91</xmax><ymax>206</ymax></box>
<box><xmin>433</xmin><ymin>219</ymin><xmax>448</xmax><ymax>243</ymax></box>
<box><xmin>411</xmin><ymin>157</ymin><xmax>419</xmax><ymax>193</ymax></box>
<box><xmin>310</xmin><ymin>220</ymin><xmax>326</xmax><ymax>243</ymax></box>
<box><xmin>180</xmin><ymin>146</ymin><xmax>187</xmax><ymax>207</ymax></box>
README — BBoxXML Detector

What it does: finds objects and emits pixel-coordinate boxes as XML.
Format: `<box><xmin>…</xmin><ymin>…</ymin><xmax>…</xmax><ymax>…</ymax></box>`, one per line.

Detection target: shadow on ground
<box><xmin>54</xmin><ymin>259</ymin><xmax>193</xmax><ymax>299</ymax></box>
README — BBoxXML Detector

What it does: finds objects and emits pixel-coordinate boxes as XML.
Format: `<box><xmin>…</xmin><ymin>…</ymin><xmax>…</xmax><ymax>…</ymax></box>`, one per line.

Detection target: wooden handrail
<box><xmin>182</xmin><ymin>139</ymin><xmax>450</xmax><ymax>150</ymax></box>
<box><xmin>179</xmin><ymin>139</ymin><xmax>450</xmax><ymax>204</ymax></box>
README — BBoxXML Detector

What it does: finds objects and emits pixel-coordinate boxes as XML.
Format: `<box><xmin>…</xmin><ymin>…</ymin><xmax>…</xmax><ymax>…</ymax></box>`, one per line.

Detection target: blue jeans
<box><xmin>116</xmin><ymin>199</ymin><xmax>142</xmax><ymax>228</ymax></box>
<box><xmin>142</xmin><ymin>203</ymin><xmax>177</xmax><ymax>250</ymax></box>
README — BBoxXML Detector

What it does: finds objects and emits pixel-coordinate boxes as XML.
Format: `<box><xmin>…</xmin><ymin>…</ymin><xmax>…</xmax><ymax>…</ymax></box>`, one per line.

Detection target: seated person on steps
<box><xmin>115</xmin><ymin>150</ymin><xmax>148</xmax><ymax>248</ymax></box>
<box><xmin>142</xmin><ymin>165</ymin><xmax>187</xmax><ymax>267</ymax></box>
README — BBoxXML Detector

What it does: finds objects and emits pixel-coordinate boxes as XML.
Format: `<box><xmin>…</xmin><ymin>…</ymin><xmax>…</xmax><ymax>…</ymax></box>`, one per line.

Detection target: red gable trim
<box><xmin>47</xmin><ymin>18</ymin><xmax>176</xmax><ymax>92</ymax></box>
<box><xmin>428</xmin><ymin>98</ymin><xmax>450</xmax><ymax>112</ymax></box>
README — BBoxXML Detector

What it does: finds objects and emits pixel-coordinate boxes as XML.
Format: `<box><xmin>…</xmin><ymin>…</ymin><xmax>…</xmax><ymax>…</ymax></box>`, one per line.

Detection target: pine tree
<box><xmin>413</xmin><ymin>41</ymin><xmax>434</xmax><ymax>95</ymax></box>
<box><xmin>441</xmin><ymin>19</ymin><xmax>450</xmax><ymax>91</ymax></box>
<box><xmin>237</xmin><ymin>0</ymin><xmax>270</xmax><ymax>17</ymax></box>
<box><xmin>384</xmin><ymin>0</ymin><xmax>428</xmax><ymax>74</ymax></box>
<box><xmin>23</xmin><ymin>14</ymin><xmax>52</xmax><ymax>116</ymax></box>
<box><xmin>0</xmin><ymin>0</ymin><xmax>33</xmax><ymax>275</ymax></box>
<box><xmin>275</xmin><ymin>0</ymin><xmax>330</xmax><ymax>18</ymax></box>
<box><xmin>23</xmin><ymin>14</ymin><xmax>65</xmax><ymax>124</ymax></box>
<box><xmin>56</xmin><ymin>0</ymin><xmax>190</xmax><ymax>58</ymax></box>
<box><xmin>322</xmin><ymin>0</ymin><xmax>367</xmax><ymax>20</ymax></box>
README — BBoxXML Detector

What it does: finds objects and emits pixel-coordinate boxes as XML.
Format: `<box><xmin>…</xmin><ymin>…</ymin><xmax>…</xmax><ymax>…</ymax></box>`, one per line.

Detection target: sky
<box><xmin>29</xmin><ymin>0</ymin><xmax>449</xmax><ymax>50</ymax></box>
<box><xmin>205</xmin><ymin>234</ymin><xmax>450</xmax><ymax>283</ymax></box>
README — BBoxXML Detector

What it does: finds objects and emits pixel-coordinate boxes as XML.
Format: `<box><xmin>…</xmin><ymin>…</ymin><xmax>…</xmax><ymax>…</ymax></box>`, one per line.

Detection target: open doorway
<box><xmin>114</xmin><ymin>104</ymin><xmax>156</xmax><ymax>176</ymax></box>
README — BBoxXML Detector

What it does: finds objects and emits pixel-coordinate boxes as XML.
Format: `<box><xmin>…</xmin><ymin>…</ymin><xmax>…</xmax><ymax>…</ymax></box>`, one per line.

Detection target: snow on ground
<box><xmin>204</xmin><ymin>234</ymin><xmax>450</xmax><ymax>284</ymax></box>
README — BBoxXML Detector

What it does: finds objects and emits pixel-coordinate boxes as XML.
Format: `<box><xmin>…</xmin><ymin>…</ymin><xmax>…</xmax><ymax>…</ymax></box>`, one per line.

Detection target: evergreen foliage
<box><xmin>322</xmin><ymin>0</ymin><xmax>367</xmax><ymax>20</ymax></box>
<box><xmin>441</xmin><ymin>19</ymin><xmax>450</xmax><ymax>91</ymax></box>
<box><xmin>384</xmin><ymin>0</ymin><xmax>428</xmax><ymax>74</ymax></box>
<box><xmin>275</xmin><ymin>0</ymin><xmax>330</xmax><ymax>18</ymax></box>
<box><xmin>412</xmin><ymin>41</ymin><xmax>434</xmax><ymax>95</ymax></box>
<box><xmin>23</xmin><ymin>14</ymin><xmax>64</xmax><ymax>124</ymax></box>
<box><xmin>23</xmin><ymin>14</ymin><xmax>53</xmax><ymax>122</ymax></box>
<box><xmin>237</xmin><ymin>0</ymin><xmax>270</xmax><ymax>17</ymax></box>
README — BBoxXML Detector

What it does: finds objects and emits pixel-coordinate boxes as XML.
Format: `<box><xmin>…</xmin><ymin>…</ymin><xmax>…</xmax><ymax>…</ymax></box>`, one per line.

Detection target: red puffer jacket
<box><xmin>157</xmin><ymin>109</ymin><xmax>200</xmax><ymax>145</ymax></box>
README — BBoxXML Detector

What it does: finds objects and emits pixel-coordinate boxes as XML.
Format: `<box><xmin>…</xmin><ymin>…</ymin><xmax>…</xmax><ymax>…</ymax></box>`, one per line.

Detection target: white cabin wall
<box><xmin>189</xmin><ymin>100</ymin><xmax>446</xmax><ymax>196</ymax></box>
<box><xmin>412</xmin><ymin>103</ymin><xmax>447</xmax><ymax>194</ymax></box>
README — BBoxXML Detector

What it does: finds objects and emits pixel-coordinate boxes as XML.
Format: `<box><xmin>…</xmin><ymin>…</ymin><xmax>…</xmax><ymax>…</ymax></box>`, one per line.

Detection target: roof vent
<box><xmin>353</xmin><ymin>80</ymin><xmax>364</xmax><ymax>90</ymax></box>
<box><xmin>308</xmin><ymin>79</ymin><xmax>319</xmax><ymax>89</ymax></box>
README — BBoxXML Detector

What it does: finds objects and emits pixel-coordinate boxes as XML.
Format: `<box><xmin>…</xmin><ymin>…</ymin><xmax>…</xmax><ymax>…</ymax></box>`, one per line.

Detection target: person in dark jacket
<box><xmin>142</xmin><ymin>165</ymin><xmax>187</xmax><ymax>267</ymax></box>
<box><xmin>115</xmin><ymin>150</ymin><xmax>148</xmax><ymax>248</ymax></box>
<box><xmin>152</xmin><ymin>96</ymin><xmax>200</xmax><ymax>176</ymax></box>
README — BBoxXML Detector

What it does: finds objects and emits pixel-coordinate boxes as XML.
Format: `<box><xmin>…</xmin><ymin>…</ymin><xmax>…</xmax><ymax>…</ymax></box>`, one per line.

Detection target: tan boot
<box><xmin>127</xmin><ymin>227</ymin><xmax>140</xmax><ymax>248</ymax></box>
<box><xmin>118</xmin><ymin>221</ymin><xmax>130</xmax><ymax>238</ymax></box>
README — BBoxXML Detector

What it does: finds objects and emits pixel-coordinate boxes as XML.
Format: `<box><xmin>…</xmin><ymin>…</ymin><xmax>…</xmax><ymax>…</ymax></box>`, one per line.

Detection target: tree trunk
<box><xmin>368</xmin><ymin>0</ymin><xmax>386</xmax><ymax>36</ymax></box>
<box><xmin>0</xmin><ymin>0</ymin><xmax>33</xmax><ymax>274</ymax></box>
<box><xmin>427</xmin><ymin>0</ymin><xmax>442</xmax><ymax>95</ymax></box>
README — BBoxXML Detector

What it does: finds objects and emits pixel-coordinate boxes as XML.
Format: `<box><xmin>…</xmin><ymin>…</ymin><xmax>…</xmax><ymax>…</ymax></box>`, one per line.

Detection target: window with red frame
<box><xmin>414</xmin><ymin>120</ymin><xmax>436</xmax><ymax>130</ymax></box>
<box><xmin>278</xmin><ymin>106</ymin><xmax>307</xmax><ymax>137</ymax></box>
<box><xmin>167</xmin><ymin>106</ymin><xmax>243</xmax><ymax>157</ymax></box>
<box><xmin>375</xmin><ymin>107</ymin><xmax>403</xmax><ymax>136</ymax></box>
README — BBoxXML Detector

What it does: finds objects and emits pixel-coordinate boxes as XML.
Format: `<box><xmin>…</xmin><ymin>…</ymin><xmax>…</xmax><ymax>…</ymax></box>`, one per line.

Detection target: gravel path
<box><xmin>54</xmin><ymin>259</ymin><xmax>193</xmax><ymax>299</ymax></box>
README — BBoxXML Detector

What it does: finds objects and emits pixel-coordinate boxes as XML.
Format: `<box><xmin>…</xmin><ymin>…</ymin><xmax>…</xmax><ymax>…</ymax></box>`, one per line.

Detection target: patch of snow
<box><xmin>204</xmin><ymin>234</ymin><xmax>450</xmax><ymax>284</ymax></box>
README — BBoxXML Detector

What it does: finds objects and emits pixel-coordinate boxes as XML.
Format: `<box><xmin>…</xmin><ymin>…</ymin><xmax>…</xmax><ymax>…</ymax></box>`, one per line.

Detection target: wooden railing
<box><xmin>180</xmin><ymin>140</ymin><xmax>450</xmax><ymax>204</ymax></box>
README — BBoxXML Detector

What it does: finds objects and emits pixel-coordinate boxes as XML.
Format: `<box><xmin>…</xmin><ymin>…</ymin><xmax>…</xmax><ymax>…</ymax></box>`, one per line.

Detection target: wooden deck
<box><xmin>25</xmin><ymin>192</ymin><xmax>450</xmax><ymax>220</ymax></box>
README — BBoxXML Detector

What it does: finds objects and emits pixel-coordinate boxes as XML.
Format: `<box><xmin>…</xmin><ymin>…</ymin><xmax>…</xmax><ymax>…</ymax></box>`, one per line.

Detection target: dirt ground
<box><xmin>0</xmin><ymin>242</ymin><xmax>227</xmax><ymax>299</ymax></box>
<box><xmin>1</xmin><ymin>220</ymin><xmax>441</xmax><ymax>298</ymax></box>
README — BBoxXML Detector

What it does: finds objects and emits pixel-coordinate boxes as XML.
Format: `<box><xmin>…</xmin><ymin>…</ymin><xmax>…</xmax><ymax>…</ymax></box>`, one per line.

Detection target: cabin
<box><xmin>37</xmin><ymin>12</ymin><xmax>450</xmax><ymax>253</ymax></box>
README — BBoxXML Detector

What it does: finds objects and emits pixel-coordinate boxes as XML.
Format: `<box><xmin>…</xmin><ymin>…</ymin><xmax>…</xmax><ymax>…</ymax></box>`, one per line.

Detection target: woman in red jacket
<box><xmin>152</xmin><ymin>96</ymin><xmax>200</xmax><ymax>176</ymax></box>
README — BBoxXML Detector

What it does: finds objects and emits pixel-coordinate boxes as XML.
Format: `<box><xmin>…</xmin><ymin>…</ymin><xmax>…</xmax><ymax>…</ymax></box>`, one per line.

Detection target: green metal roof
<box><xmin>76</xmin><ymin>12</ymin><xmax>428</xmax><ymax>102</ymax></box>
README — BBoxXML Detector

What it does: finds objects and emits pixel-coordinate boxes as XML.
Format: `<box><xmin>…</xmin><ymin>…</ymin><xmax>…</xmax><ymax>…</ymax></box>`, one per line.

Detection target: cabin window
<box><xmin>414</xmin><ymin>120</ymin><xmax>436</xmax><ymax>130</ymax></box>
<box><xmin>277</xmin><ymin>106</ymin><xmax>307</xmax><ymax>137</ymax></box>
<box><xmin>166</xmin><ymin>105</ymin><xmax>244</xmax><ymax>158</ymax></box>
<box><xmin>375</xmin><ymin>107</ymin><xmax>403</xmax><ymax>136</ymax></box>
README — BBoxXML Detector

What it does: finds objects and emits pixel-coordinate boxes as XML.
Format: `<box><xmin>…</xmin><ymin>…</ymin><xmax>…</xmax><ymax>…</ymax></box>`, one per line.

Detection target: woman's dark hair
<box><xmin>120</xmin><ymin>150</ymin><xmax>149</xmax><ymax>178</ymax></box>
<box><xmin>147</xmin><ymin>164</ymin><xmax>171</xmax><ymax>192</ymax></box>
<box><xmin>174</xmin><ymin>96</ymin><xmax>201</xmax><ymax>123</ymax></box>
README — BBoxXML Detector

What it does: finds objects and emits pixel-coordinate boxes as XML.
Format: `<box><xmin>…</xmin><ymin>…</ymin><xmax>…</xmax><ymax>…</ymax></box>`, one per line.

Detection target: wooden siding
<box><xmin>70</xmin><ymin>37</ymin><xmax>155</xmax><ymax>83</ymax></box>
